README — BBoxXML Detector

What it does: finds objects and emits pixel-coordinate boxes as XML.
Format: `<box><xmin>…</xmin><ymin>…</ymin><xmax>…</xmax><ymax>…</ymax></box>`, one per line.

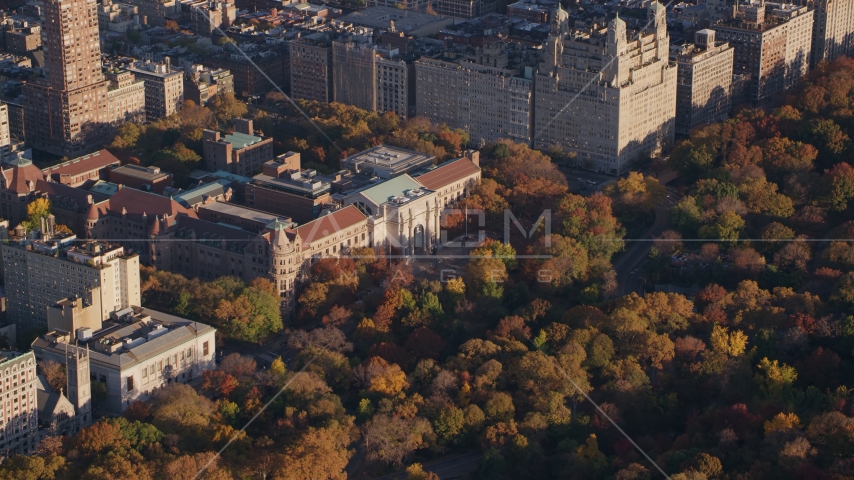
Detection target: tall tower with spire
<box><xmin>22</xmin><ymin>0</ymin><xmax>110</xmax><ymax>156</ymax></box>
<box><xmin>66</xmin><ymin>345</ymin><xmax>92</xmax><ymax>430</ymax></box>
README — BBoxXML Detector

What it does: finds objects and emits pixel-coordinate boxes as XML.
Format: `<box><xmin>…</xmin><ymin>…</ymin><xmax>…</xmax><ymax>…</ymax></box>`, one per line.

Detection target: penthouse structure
<box><xmin>33</xmin><ymin>307</ymin><xmax>216</xmax><ymax>414</ymax></box>
<box><xmin>671</xmin><ymin>30</ymin><xmax>735</xmax><ymax>136</ymax></box>
<box><xmin>203</xmin><ymin>119</ymin><xmax>274</xmax><ymax>176</ymax></box>
<box><xmin>127</xmin><ymin>60</ymin><xmax>184</xmax><ymax>120</ymax></box>
<box><xmin>1</xmin><ymin>232</ymin><xmax>141</xmax><ymax>334</ymax></box>
<box><xmin>712</xmin><ymin>2</ymin><xmax>813</xmax><ymax>104</ymax></box>
<box><xmin>534</xmin><ymin>4</ymin><xmax>677</xmax><ymax>173</ymax></box>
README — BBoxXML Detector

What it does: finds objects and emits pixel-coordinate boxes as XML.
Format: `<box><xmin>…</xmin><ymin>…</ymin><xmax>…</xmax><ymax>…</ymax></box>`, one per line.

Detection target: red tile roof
<box><xmin>415</xmin><ymin>158</ymin><xmax>481</xmax><ymax>191</ymax></box>
<box><xmin>107</xmin><ymin>187</ymin><xmax>198</xmax><ymax>220</ymax></box>
<box><xmin>37</xmin><ymin>180</ymin><xmax>110</xmax><ymax>214</ymax></box>
<box><xmin>296</xmin><ymin>205</ymin><xmax>366</xmax><ymax>246</ymax></box>
<box><xmin>2</xmin><ymin>159</ymin><xmax>43</xmax><ymax>194</ymax></box>
<box><xmin>41</xmin><ymin>150</ymin><xmax>121</xmax><ymax>178</ymax></box>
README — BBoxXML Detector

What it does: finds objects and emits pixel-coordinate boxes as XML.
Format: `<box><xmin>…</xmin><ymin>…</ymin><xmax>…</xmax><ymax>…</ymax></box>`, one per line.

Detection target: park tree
<box><xmin>362</xmin><ymin>415</ymin><xmax>435</xmax><ymax>467</ymax></box>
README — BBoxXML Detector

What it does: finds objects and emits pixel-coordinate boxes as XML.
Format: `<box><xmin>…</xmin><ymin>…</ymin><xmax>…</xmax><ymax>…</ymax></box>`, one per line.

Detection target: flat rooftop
<box><xmin>198</xmin><ymin>201</ymin><xmax>291</xmax><ymax>225</ymax></box>
<box><xmin>341</xmin><ymin>145</ymin><xmax>435</xmax><ymax>178</ymax></box>
<box><xmin>336</xmin><ymin>6</ymin><xmax>452</xmax><ymax>32</ymax></box>
<box><xmin>34</xmin><ymin>307</ymin><xmax>216</xmax><ymax>369</ymax></box>
<box><xmin>111</xmin><ymin>164</ymin><xmax>171</xmax><ymax>182</ymax></box>
<box><xmin>252</xmin><ymin>170</ymin><xmax>331</xmax><ymax>198</ymax></box>
<box><xmin>223</xmin><ymin>132</ymin><xmax>264</xmax><ymax>149</ymax></box>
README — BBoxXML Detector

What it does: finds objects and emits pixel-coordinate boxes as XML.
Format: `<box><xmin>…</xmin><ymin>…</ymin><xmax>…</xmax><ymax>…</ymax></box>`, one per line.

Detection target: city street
<box><xmin>612</xmin><ymin>169</ymin><xmax>679</xmax><ymax>296</ymax></box>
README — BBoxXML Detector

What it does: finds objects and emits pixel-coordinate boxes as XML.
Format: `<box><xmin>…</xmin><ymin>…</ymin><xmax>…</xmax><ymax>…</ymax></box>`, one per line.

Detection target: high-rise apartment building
<box><xmin>534</xmin><ymin>4</ymin><xmax>677</xmax><ymax>173</ymax></box>
<box><xmin>332</xmin><ymin>39</ymin><xmax>411</xmax><ymax>118</ymax></box>
<box><xmin>1</xmin><ymin>233</ymin><xmax>141</xmax><ymax>334</ymax></box>
<box><xmin>435</xmin><ymin>0</ymin><xmax>496</xmax><ymax>19</ymax></box>
<box><xmin>791</xmin><ymin>0</ymin><xmax>854</xmax><ymax>66</ymax></box>
<box><xmin>415</xmin><ymin>40</ymin><xmax>534</xmax><ymax>146</ymax></box>
<box><xmin>127</xmin><ymin>60</ymin><xmax>184</xmax><ymax>120</ymax></box>
<box><xmin>22</xmin><ymin>0</ymin><xmax>110</xmax><ymax>156</ymax></box>
<box><xmin>290</xmin><ymin>37</ymin><xmax>333</xmax><ymax>103</ymax></box>
<box><xmin>713</xmin><ymin>2</ymin><xmax>813</xmax><ymax>104</ymax></box>
<box><xmin>333</xmin><ymin>40</ymin><xmax>377</xmax><ymax>111</ymax></box>
<box><xmin>377</xmin><ymin>55</ymin><xmax>409</xmax><ymax>119</ymax></box>
<box><xmin>0</xmin><ymin>103</ymin><xmax>10</xmax><ymax>156</ymax></box>
<box><xmin>0</xmin><ymin>352</ymin><xmax>39</xmax><ymax>457</ymax></box>
<box><xmin>672</xmin><ymin>29</ymin><xmax>734</xmax><ymax>136</ymax></box>
<box><xmin>104</xmin><ymin>68</ymin><xmax>146</xmax><ymax>127</ymax></box>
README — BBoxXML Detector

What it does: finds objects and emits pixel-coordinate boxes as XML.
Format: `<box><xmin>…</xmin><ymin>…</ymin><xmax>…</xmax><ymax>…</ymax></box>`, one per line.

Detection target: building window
<box><xmin>203</xmin><ymin>342</ymin><xmax>209</xmax><ymax>357</ymax></box>
<box><xmin>126</xmin><ymin>376</ymin><xmax>134</xmax><ymax>392</ymax></box>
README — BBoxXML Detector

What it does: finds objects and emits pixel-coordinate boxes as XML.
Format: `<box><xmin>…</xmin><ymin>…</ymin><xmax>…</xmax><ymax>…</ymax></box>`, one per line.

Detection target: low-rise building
<box><xmin>341</xmin><ymin>144</ymin><xmax>435</xmax><ymax>179</ymax></box>
<box><xmin>33</xmin><ymin>307</ymin><xmax>216</xmax><ymax>415</ymax></box>
<box><xmin>109</xmin><ymin>165</ymin><xmax>173</xmax><ymax>194</ymax></box>
<box><xmin>335</xmin><ymin>7</ymin><xmax>455</xmax><ymax>37</ymax></box>
<box><xmin>183</xmin><ymin>65</ymin><xmax>234</xmax><ymax>106</ymax></box>
<box><xmin>197</xmin><ymin>201</ymin><xmax>291</xmax><ymax>233</ymax></box>
<box><xmin>245</xmin><ymin>152</ymin><xmax>332</xmax><ymax>224</ymax></box>
<box><xmin>4</xmin><ymin>23</ymin><xmax>40</xmax><ymax>54</ymax></box>
<box><xmin>98</xmin><ymin>0</ymin><xmax>143</xmax><ymax>33</ymax></box>
<box><xmin>414</xmin><ymin>150</ymin><xmax>481</xmax><ymax>208</ymax></box>
<box><xmin>41</xmin><ymin>150</ymin><xmax>122</xmax><ymax>188</ymax></box>
<box><xmin>173</xmin><ymin>179</ymin><xmax>233</xmax><ymax>211</ymax></box>
<box><xmin>203</xmin><ymin>119</ymin><xmax>274</xmax><ymax>176</ymax></box>
<box><xmin>124</xmin><ymin>0</ymin><xmax>176</xmax><ymax>26</ymax></box>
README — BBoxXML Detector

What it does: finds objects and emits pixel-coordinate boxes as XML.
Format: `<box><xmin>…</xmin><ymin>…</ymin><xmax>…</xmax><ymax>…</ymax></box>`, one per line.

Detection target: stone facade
<box><xmin>534</xmin><ymin>4</ymin><xmax>677</xmax><ymax>173</ymax></box>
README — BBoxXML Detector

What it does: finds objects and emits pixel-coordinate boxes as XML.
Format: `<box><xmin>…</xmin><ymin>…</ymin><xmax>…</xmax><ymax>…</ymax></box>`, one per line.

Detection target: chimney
<box><xmin>465</xmin><ymin>149</ymin><xmax>480</xmax><ymax>167</ymax></box>
<box><xmin>234</xmin><ymin>118</ymin><xmax>253</xmax><ymax>135</ymax></box>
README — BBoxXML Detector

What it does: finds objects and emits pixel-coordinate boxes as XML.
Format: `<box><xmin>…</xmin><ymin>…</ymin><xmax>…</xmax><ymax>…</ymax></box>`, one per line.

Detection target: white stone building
<box><xmin>32</xmin><ymin>307</ymin><xmax>216</xmax><ymax>415</ymax></box>
<box><xmin>534</xmin><ymin>3</ymin><xmax>677</xmax><ymax>173</ymax></box>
